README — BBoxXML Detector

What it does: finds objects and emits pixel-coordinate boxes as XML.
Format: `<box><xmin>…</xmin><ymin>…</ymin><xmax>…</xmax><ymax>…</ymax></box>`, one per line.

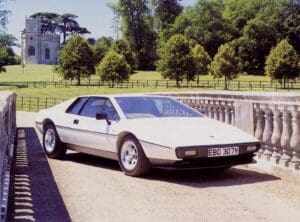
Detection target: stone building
<box><xmin>21</xmin><ymin>18</ymin><xmax>60</xmax><ymax>64</ymax></box>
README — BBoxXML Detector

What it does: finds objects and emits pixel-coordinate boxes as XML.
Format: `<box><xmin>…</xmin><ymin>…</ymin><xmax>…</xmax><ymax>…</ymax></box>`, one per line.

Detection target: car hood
<box><xmin>118</xmin><ymin>117</ymin><xmax>258</xmax><ymax>148</ymax></box>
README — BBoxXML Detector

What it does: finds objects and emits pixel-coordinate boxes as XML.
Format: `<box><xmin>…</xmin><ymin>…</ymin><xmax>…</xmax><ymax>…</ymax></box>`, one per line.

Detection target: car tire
<box><xmin>43</xmin><ymin>124</ymin><xmax>66</xmax><ymax>159</ymax></box>
<box><xmin>118</xmin><ymin>135</ymin><xmax>151</xmax><ymax>177</ymax></box>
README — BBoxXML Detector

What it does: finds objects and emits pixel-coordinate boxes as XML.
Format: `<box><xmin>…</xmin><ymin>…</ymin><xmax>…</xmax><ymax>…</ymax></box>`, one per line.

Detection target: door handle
<box><xmin>73</xmin><ymin>119</ymin><xmax>79</xmax><ymax>125</ymax></box>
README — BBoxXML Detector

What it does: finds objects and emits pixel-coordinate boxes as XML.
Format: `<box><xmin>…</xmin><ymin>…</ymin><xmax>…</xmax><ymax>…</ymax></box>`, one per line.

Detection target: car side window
<box><xmin>66</xmin><ymin>97</ymin><xmax>88</xmax><ymax>114</ymax></box>
<box><xmin>80</xmin><ymin>98</ymin><xmax>106</xmax><ymax>118</ymax></box>
<box><xmin>102</xmin><ymin>99</ymin><xmax>120</xmax><ymax>121</ymax></box>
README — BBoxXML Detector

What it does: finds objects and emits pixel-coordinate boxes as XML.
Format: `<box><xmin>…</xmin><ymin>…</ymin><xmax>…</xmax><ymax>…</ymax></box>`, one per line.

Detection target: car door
<box><xmin>55</xmin><ymin>97</ymin><xmax>89</xmax><ymax>144</ymax></box>
<box><xmin>70</xmin><ymin>97</ymin><xmax>119</xmax><ymax>152</ymax></box>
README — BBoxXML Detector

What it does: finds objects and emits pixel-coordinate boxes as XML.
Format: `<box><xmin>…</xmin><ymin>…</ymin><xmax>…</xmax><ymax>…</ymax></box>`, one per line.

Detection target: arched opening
<box><xmin>45</xmin><ymin>48</ymin><xmax>50</xmax><ymax>60</ymax></box>
<box><xmin>28</xmin><ymin>46</ymin><xmax>35</xmax><ymax>56</ymax></box>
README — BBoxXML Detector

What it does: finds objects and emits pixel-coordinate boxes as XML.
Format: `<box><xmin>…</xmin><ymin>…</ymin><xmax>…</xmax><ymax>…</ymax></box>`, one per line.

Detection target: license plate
<box><xmin>208</xmin><ymin>147</ymin><xmax>239</xmax><ymax>158</ymax></box>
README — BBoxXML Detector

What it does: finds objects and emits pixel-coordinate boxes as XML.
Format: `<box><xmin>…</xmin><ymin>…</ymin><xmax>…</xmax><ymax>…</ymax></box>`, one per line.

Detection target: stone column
<box><xmin>271</xmin><ymin>108</ymin><xmax>283</xmax><ymax>164</ymax></box>
<box><xmin>262</xmin><ymin>108</ymin><xmax>274</xmax><ymax>160</ymax></box>
<box><xmin>289</xmin><ymin>107</ymin><xmax>300</xmax><ymax>170</ymax></box>
<box><xmin>280</xmin><ymin>109</ymin><xmax>293</xmax><ymax>166</ymax></box>
<box><xmin>254</xmin><ymin>106</ymin><xmax>265</xmax><ymax>158</ymax></box>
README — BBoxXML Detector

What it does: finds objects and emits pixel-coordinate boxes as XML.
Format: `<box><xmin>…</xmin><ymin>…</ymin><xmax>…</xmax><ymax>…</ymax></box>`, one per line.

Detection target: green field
<box><xmin>1</xmin><ymin>64</ymin><xmax>272</xmax><ymax>82</ymax></box>
<box><xmin>0</xmin><ymin>64</ymin><xmax>297</xmax><ymax>100</ymax></box>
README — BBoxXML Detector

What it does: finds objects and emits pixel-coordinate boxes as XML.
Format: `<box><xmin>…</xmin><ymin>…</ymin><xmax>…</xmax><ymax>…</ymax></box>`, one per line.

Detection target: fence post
<box><xmin>21</xmin><ymin>96</ymin><xmax>24</xmax><ymax>110</ymax></box>
<box><xmin>29</xmin><ymin>97</ymin><xmax>31</xmax><ymax>111</ymax></box>
<box><xmin>37</xmin><ymin>97</ymin><xmax>39</xmax><ymax>111</ymax></box>
<box><xmin>46</xmin><ymin>98</ymin><xmax>48</xmax><ymax>108</ymax></box>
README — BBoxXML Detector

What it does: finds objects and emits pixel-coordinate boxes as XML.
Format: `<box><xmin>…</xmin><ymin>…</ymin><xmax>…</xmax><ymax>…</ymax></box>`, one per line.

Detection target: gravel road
<box><xmin>14</xmin><ymin>111</ymin><xmax>300</xmax><ymax>222</ymax></box>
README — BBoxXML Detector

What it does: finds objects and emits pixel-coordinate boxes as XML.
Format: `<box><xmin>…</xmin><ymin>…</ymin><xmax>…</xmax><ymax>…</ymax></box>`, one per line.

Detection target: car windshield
<box><xmin>115</xmin><ymin>96</ymin><xmax>202</xmax><ymax>119</ymax></box>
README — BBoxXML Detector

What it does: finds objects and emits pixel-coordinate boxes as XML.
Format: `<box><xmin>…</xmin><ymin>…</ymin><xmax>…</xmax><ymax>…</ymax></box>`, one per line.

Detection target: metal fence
<box><xmin>16</xmin><ymin>97</ymin><xmax>66</xmax><ymax>112</ymax></box>
<box><xmin>2</xmin><ymin>79</ymin><xmax>300</xmax><ymax>91</ymax></box>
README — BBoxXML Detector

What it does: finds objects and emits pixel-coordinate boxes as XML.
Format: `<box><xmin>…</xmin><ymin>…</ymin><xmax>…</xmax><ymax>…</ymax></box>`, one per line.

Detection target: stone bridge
<box><xmin>1</xmin><ymin>91</ymin><xmax>300</xmax><ymax>222</ymax></box>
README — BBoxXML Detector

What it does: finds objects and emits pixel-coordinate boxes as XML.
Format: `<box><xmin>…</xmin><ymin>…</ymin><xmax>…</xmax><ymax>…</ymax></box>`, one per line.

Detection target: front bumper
<box><xmin>150</xmin><ymin>154</ymin><xmax>256</xmax><ymax>169</ymax></box>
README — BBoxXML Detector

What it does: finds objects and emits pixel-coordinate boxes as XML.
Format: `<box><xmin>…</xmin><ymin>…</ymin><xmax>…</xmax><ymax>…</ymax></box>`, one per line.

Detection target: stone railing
<box><xmin>159</xmin><ymin>91</ymin><xmax>300</xmax><ymax>171</ymax></box>
<box><xmin>0</xmin><ymin>92</ymin><xmax>16</xmax><ymax>222</ymax></box>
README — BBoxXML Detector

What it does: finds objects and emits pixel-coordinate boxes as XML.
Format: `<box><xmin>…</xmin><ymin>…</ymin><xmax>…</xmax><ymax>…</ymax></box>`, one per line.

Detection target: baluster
<box><xmin>214</xmin><ymin>103</ymin><xmax>220</xmax><ymax>121</ymax></box>
<box><xmin>225</xmin><ymin>104</ymin><xmax>232</xmax><ymax>124</ymax></box>
<box><xmin>289</xmin><ymin>107</ymin><xmax>300</xmax><ymax>170</ymax></box>
<box><xmin>230</xmin><ymin>102</ymin><xmax>235</xmax><ymax>125</ymax></box>
<box><xmin>271</xmin><ymin>108</ymin><xmax>283</xmax><ymax>164</ymax></box>
<box><xmin>219</xmin><ymin>105</ymin><xmax>225</xmax><ymax>122</ymax></box>
<box><xmin>208</xmin><ymin>101</ymin><xmax>214</xmax><ymax>119</ymax></box>
<box><xmin>280</xmin><ymin>109</ymin><xmax>293</xmax><ymax>166</ymax></box>
<box><xmin>254</xmin><ymin>106</ymin><xmax>265</xmax><ymax>158</ymax></box>
<box><xmin>262</xmin><ymin>108</ymin><xmax>274</xmax><ymax>160</ymax></box>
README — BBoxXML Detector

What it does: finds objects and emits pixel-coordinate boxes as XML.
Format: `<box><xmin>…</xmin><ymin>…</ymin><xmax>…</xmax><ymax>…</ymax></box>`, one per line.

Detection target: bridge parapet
<box><xmin>0</xmin><ymin>92</ymin><xmax>16</xmax><ymax>222</ymax></box>
<box><xmin>159</xmin><ymin>91</ymin><xmax>300</xmax><ymax>172</ymax></box>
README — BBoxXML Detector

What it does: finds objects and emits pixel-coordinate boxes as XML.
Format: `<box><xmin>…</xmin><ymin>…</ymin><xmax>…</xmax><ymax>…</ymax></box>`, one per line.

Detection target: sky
<box><xmin>4</xmin><ymin>0</ymin><xmax>197</xmax><ymax>55</ymax></box>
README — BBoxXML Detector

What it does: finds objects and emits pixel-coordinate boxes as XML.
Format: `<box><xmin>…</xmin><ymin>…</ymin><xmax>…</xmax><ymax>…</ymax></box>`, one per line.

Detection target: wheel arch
<box><xmin>42</xmin><ymin>118</ymin><xmax>56</xmax><ymax>131</ymax></box>
<box><xmin>116</xmin><ymin>131</ymin><xmax>139</xmax><ymax>152</ymax></box>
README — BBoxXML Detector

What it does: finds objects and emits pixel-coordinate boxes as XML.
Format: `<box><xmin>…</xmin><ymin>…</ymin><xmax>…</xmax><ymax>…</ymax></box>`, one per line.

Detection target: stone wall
<box><xmin>159</xmin><ymin>91</ymin><xmax>300</xmax><ymax>172</ymax></box>
<box><xmin>0</xmin><ymin>92</ymin><xmax>16</xmax><ymax>222</ymax></box>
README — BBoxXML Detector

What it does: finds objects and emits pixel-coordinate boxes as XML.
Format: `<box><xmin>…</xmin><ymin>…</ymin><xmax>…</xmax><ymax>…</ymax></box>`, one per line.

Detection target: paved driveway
<box><xmin>9</xmin><ymin>111</ymin><xmax>300</xmax><ymax>222</ymax></box>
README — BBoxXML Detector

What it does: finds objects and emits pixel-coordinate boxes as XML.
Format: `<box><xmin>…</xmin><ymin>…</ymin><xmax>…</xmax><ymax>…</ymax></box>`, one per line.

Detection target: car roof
<box><xmin>77</xmin><ymin>94</ymin><xmax>169</xmax><ymax>99</ymax></box>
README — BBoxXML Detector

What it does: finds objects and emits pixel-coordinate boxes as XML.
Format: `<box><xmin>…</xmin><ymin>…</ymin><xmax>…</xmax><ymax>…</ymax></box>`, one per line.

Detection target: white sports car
<box><xmin>36</xmin><ymin>94</ymin><xmax>260</xmax><ymax>176</ymax></box>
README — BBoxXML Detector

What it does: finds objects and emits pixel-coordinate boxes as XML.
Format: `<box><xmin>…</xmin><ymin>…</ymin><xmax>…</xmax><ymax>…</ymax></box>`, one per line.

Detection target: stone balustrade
<box><xmin>158</xmin><ymin>91</ymin><xmax>300</xmax><ymax>171</ymax></box>
<box><xmin>0</xmin><ymin>92</ymin><xmax>16</xmax><ymax>222</ymax></box>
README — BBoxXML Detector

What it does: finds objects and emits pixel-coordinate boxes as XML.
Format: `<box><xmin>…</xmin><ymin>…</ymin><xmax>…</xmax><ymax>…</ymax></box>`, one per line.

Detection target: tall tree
<box><xmin>57</xmin><ymin>14</ymin><xmax>90</xmax><ymax>44</ymax></box>
<box><xmin>29</xmin><ymin>12</ymin><xmax>90</xmax><ymax>44</ymax></box>
<box><xmin>111</xmin><ymin>39</ymin><xmax>136</xmax><ymax>73</ymax></box>
<box><xmin>209</xmin><ymin>43</ymin><xmax>239</xmax><ymax>90</ymax></box>
<box><xmin>30</xmin><ymin>12</ymin><xmax>60</xmax><ymax>33</ymax></box>
<box><xmin>157</xmin><ymin>34</ymin><xmax>195</xmax><ymax>87</ymax></box>
<box><xmin>93</xmin><ymin>36</ymin><xmax>113</xmax><ymax>64</ymax></box>
<box><xmin>111</xmin><ymin>0</ymin><xmax>157</xmax><ymax>70</ymax></box>
<box><xmin>0</xmin><ymin>0</ymin><xmax>10</xmax><ymax>33</ymax></box>
<box><xmin>192</xmin><ymin>44</ymin><xmax>211</xmax><ymax>83</ymax></box>
<box><xmin>55</xmin><ymin>34</ymin><xmax>95</xmax><ymax>85</ymax></box>
<box><xmin>152</xmin><ymin>0</ymin><xmax>183</xmax><ymax>30</ymax></box>
<box><xmin>265</xmin><ymin>39</ymin><xmax>299</xmax><ymax>88</ymax></box>
<box><xmin>171</xmin><ymin>0</ymin><xmax>234</xmax><ymax>57</ymax></box>
<box><xmin>96</xmin><ymin>50</ymin><xmax>130</xmax><ymax>86</ymax></box>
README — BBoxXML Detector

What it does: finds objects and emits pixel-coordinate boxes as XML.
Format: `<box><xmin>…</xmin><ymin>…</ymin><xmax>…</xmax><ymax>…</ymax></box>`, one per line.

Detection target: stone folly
<box><xmin>21</xmin><ymin>18</ymin><xmax>60</xmax><ymax>65</ymax></box>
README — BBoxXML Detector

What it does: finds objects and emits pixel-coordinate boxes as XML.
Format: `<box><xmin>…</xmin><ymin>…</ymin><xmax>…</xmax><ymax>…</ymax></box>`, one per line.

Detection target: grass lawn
<box><xmin>1</xmin><ymin>64</ymin><xmax>298</xmax><ymax>102</ymax></box>
<box><xmin>1</xmin><ymin>64</ymin><xmax>272</xmax><ymax>82</ymax></box>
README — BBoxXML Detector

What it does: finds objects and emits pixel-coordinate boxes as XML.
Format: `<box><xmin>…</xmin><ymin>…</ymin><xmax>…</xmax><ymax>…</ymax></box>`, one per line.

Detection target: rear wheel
<box><xmin>43</xmin><ymin>124</ymin><xmax>66</xmax><ymax>159</ymax></box>
<box><xmin>118</xmin><ymin>135</ymin><xmax>151</xmax><ymax>177</ymax></box>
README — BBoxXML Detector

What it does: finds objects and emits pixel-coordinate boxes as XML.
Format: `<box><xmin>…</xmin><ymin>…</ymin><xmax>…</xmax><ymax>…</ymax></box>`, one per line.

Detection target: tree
<box><xmin>111</xmin><ymin>0</ymin><xmax>157</xmax><ymax>70</ymax></box>
<box><xmin>93</xmin><ymin>36</ymin><xmax>113</xmax><ymax>64</ymax></box>
<box><xmin>0</xmin><ymin>45</ymin><xmax>8</xmax><ymax>72</ymax></box>
<box><xmin>111</xmin><ymin>39</ymin><xmax>135</xmax><ymax>73</ymax></box>
<box><xmin>55</xmin><ymin>34</ymin><xmax>95</xmax><ymax>85</ymax></box>
<box><xmin>30</xmin><ymin>12</ymin><xmax>60</xmax><ymax>33</ymax></box>
<box><xmin>209</xmin><ymin>43</ymin><xmax>239</xmax><ymax>90</ymax></box>
<box><xmin>265</xmin><ymin>39</ymin><xmax>299</xmax><ymax>88</ymax></box>
<box><xmin>192</xmin><ymin>44</ymin><xmax>211</xmax><ymax>83</ymax></box>
<box><xmin>29</xmin><ymin>12</ymin><xmax>90</xmax><ymax>44</ymax></box>
<box><xmin>0</xmin><ymin>0</ymin><xmax>10</xmax><ymax>33</ymax></box>
<box><xmin>152</xmin><ymin>0</ymin><xmax>183</xmax><ymax>30</ymax></box>
<box><xmin>157</xmin><ymin>34</ymin><xmax>195</xmax><ymax>87</ymax></box>
<box><xmin>96</xmin><ymin>50</ymin><xmax>130</xmax><ymax>86</ymax></box>
<box><xmin>171</xmin><ymin>0</ymin><xmax>234</xmax><ymax>57</ymax></box>
<box><xmin>57</xmin><ymin>14</ymin><xmax>90</xmax><ymax>44</ymax></box>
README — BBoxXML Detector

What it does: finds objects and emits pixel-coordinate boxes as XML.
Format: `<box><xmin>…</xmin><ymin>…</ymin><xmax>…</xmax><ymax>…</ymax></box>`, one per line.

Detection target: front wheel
<box><xmin>118</xmin><ymin>135</ymin><xmax>151</xmax><ymax>177</ymax></box>
<box><xmin>43</xmin><ymin>124</ymin><xmax>66</xmax><ymax>159</ymax></box>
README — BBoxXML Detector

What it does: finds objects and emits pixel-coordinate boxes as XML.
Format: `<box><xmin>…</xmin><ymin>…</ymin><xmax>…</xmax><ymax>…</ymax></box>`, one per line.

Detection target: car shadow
<box><xmin>8</xmin><ymin>127</ymin><xmax>72</xmax><ymax>222</ymax></box>
<box><xmin>62</xmin><ymin>152</ymin><xmax>280</xmax><ymax>188</ymax></box>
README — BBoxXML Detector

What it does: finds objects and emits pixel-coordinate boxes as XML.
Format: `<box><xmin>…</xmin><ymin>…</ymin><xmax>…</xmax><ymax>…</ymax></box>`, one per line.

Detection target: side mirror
<box><xmin>95</xmin><ymin>113</ymin><xmax>111</xmax><ymax>125</ymax></box>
